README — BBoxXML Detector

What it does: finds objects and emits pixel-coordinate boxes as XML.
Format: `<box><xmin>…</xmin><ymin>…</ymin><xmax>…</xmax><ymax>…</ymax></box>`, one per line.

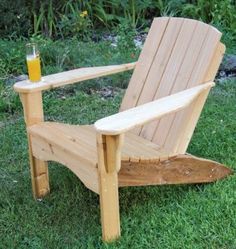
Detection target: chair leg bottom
<box><xmin>30</xmin><ymin>157</ymin><xmax>50</xmax><ymax>199</ymax></box>
<box><xmin>99</xmin><ymin>171</ymin><xmax>120</xmax><ymax>242</ymax></box>
<box><xmin>119</xmin><ymin>154</ymin><xmax>233</xmax><ymax>187</ymax></box>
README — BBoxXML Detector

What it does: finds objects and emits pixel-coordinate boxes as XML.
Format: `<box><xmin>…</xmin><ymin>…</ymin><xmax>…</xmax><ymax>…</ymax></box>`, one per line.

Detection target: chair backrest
<box><xmin>120</xmin><ymin>17</ymin><xmax>225</xmax><ymax>154</ymax></box>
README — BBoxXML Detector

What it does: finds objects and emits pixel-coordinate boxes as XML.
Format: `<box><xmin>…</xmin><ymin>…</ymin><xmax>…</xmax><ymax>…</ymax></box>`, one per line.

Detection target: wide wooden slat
<box><xmin>30</xmin><ymin>132</ymin><xmax>99</xmax><ymax>193</ymax></box>
<box><xmin>149</xmin><ymin>23</ymin><xmax>210</xmax><ymax>148</ymax></box>
<box><xmin>135</xmin><ymin>18</ymin><xmax>184</xmax><ymax>105</ymax></box>
<box><xmin>120</xmin><ymin>17</ymin><xmax>169</xmax><ymax>112</ymax></box>
<box><xmin>95</xmin><ymin>82</ymin><xmax>214</xmax><ymax>135</ymax></box>
<box><xmin>14</xmin><ymin>62</ymin><xmax>136</xmax><ymax>93</ymax></box>
<box><xmin>176</xmin><ymin>88</ymin><xmax>211</xmax><ymax>154</ymax></box>
<box><xmin>119</xmin><ymin>154</ymin><xmax>233</xmax><ymax>187</ymax></box>
<box><xmin>204</xmin><ymin>42</ymin><xmax>226</xmax><ymax>82</ymax></box>
<box><xmin>28</xmin><ymin>122</ymin><xmax>172</xmax><ymax>194</ymax></box>
<box><xmin>49</xmin><ymin>123</ymin><xmax>97</xmax><ymax>154</ymax></box>
<box><xmin>171</xmin><ymin>43</ymin><xmax>225</xmax><ymax>154</ymax></box>
<box><xmin>132</xmin><ymin>18</ymin><xmax>184</xmax><ymax>135</ymax></box>
<box><xmin>29</xmin><ymin>123</ymin><xmax>97</xmax><ymax>166</ymax></box>
<box><xmin>28</xmin><ymin>122</ymin><xmax>171</xmax><ymax>168</ymax></box>
<box><xmin>120</xmin><ymin>18</ymin><xmax>222</xmax><ymax>155</ymax></box>
<box><xmin>140</xmin><ymin>20</ymin><xmax>208</xmax><ymax>141</ymax></box>
<box><xmin>139</xmin><ymin>18</ymin><xmax>196</xmax><ymax>138</ymax></box>
<box><xmin>159</xmin><ymin>28</ymin><xmax>222</xmax><ymax>153</ymax></box>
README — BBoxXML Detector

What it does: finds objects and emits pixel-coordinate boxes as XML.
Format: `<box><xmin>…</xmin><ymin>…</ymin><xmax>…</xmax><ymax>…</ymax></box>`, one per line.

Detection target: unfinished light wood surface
<box><xmin>120</xmin><ymin>17</ymin><xmax>222</xmax><ymax>152</ymax></box>
<box><xmin>28</xmin><ymin>121</ymin><xmax>232</xmax><ymax>187</ymax></box>
<box><xmin>28</xmin><ymin>122</ymin><xmax>164</xmax><ymax>194</ymax></box>
<box><xmin>163</xmin><ymin>42</ymin><xmax>226</xmax><ymax>154</ymax></box>
<box><xmin>94</xmin><ymin>82</ymin><xmax>214</xmax><ymax>135</ymax></box>
<box><xmin>150</xmin><ymin>24</ymin><xmax>221</xmax><ymax>147</ymax></box>
<box><xmin>97</xmin><ymin>134</ymin><xmax>122</xmax><ymax>241</ymax></box>
<box><xmin>14</xmin><ymin>62</ymin><xmax>136</xmax><ymax>93</ymax></box>
<box><xmin>14</xmin><ymin>17</ymin><xmax>232</xmax><ymax>242</ymax></box>
<box><xmin>119</xmin><ymin>154</ymin><xmax>233</xmax><ymax>187</ymax></box>
<box><xmin>19</xmin><ymin>92</ymin><xmax>50</xmax><ymax>198</ymax></box>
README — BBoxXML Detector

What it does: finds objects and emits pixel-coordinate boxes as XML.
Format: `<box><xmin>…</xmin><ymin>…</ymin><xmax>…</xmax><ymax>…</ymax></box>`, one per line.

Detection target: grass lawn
<box><xmin>0</xmin><ymin>40</ymin><xmax>236</xmax><ymax>248</ymax></box>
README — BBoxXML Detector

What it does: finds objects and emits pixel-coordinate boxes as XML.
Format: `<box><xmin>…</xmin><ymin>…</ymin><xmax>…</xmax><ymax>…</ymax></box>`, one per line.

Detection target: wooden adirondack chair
<box><xmin>14</xmin><ymin>17</ymin><xmax>233</xmax><ymax>241</ymax></box>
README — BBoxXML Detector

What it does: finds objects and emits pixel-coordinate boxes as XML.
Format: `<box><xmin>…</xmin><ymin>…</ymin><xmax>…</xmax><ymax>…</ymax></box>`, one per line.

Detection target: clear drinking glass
<box><xmin>26</xmin><ymin>43</ymin><xmax>41</xmax><ymax>82</ymax></box>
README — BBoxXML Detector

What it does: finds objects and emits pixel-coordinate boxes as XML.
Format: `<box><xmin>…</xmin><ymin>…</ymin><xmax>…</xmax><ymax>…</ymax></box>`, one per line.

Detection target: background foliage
<box><xmin>0</xmin><ymin>0</ymin><xmax>236</xmax><ymax>116</ymax></box>
<box><xmin>0</xmin><ymin>0</ymin><xmax>235</xmax><ymax>44</ymax></box>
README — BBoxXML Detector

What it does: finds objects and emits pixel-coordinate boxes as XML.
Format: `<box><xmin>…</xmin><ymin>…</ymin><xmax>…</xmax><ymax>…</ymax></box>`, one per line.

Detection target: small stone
<box><xmin>219</xmin><ymin>71</ymin><xmax>226</xmax><ymax>77</ymax></box>
<box><xmin>5</xmin><ymin>74</ymin><xmax>29</xmax><ymax>85</ymax></box>
<box><xmin>14</xmin><ymin>74</ymin><xmax>28</xmax><ymax>81</ymax></box>
<box><xmin>99</xmin><ymin>87</ymin><xmax>114</xmax><ymax>98</ymax></box>
<box><xmin>219</xmin><ymin>54</ymin><xmax>236</xmax><ymax>79</ymax></box>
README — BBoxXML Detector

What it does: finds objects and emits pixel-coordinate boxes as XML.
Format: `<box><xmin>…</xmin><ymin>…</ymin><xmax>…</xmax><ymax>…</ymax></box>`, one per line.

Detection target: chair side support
<box><xmin>97</xmin><ymin>133</ymin><xmax>124</xmax><ymax>241</ymax></box>
<box><xmin>175</xmin><ymin>87</ymin><xmax>211</xmax><ymax>154</ymax></box>
<box><xmin>19</xmin><ymin>91</ymin><xmax>49</xmax><ymax>199</ymax></box>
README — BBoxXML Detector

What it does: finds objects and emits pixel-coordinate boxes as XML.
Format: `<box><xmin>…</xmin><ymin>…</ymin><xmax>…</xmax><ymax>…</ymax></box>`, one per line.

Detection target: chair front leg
<box><xmin>97</xmin><ymin>134</ymin><xmax>123</xmax><ymax>242</ymax></box>
<box><xmin>20</xmin><ymin>92</ymin><xmax>50</xmax><ymax>199</ymax></box>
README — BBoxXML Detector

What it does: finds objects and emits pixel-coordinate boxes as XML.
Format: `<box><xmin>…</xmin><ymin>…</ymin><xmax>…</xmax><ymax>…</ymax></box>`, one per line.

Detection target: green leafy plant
<box><xmin>58</xmin><ymin>1</ymin><xmax>92</xmax><ymax>39</ymax></box>
<box><xmin>154</xmin><ymin>0</ymin><xmax>185</xmax><ymax>16</ymax></box>
<box><xmin>0</xmin><ymin>0</ymin><xmax>235</xmax><ymax>50</ymax></box>
<box><xmin>180</xmin><ymin>0</ymin><xmax>236</xmax><ymax>50</ymax></box>
<box><xmin>121</xmin><ymin>0</ymin><xmax>153</xmax><ymax>29</ymax></box>
<box><xmin>0</xmin><ymin>0</ymin><xmax>31</xmax><ymax>38</ymax></box>
<box><xmin>32</xmin><ymin>0</ymin><xmax>59</xmax><ymax>38</ymax></box>
<box><xmin>0</xmin><ymin>40</ymin><xmax>25</xmax><ymax>76</ymax></box>
<box><xmin>116</xmin><ymin>19</ymin><xmax>136</xmax><ymax>53</ymax></box>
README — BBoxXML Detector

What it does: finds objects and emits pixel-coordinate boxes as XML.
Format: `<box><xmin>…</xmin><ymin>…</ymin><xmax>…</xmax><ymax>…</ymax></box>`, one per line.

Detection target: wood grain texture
<box><xmin>154</xmin><ymin>24</ymin><xmax>222</xmax><ymax>152</ymax></box>
<box><xmin>120</xmin><ymin>17</ymin><xmax>222</xmax><ymax>155</ymax></box>
<box><xmin>19</xmin><ymin>92</ymin><xmax>49</xmax><ymax>198</ymax></box>
<box><xmin>97</xmin><ymin>134</ymin><xmax>121</xmax><ymax>241</ymax></box>
<box><xmin>168</xmin><ymin>42</ymin><xmax>225</xmax><ymax>154</ymax></box>
<box><xmin>204</xmin><ymin>42</ymin><xmax>226</xmax><ymax>82</ymax></box>
<box><xmin>105</xmin><ymin>135</ymin><xmax>124</xmax><ymax>173</ymax></box>
<box><xmin>120</xmin><ymin>17</ymin><xmax>169</xmax><ymax>112</ymax></box>
<box><xmin>119</xmin><ymin>154</ymin><xmax>233</xmax><ymax>187</ymax></box>
<box><xmin>28</xmin><ymin>122</ymin><xmax>169</xmax><ymax>166</ymax></box>
<box><xmin>28</xmin><ymin>122</ymin><xmax>170</xmax><ymax>194</ymax></box>
<box><xmin>175</xmin><ymin>87</ymin><xmax>211</xmax><ymax>154</ymax></box>
<box><xmin>162</xmin><ymin>42</ymin><xmax>225</xmax><ymax>154</ymax></box>
<box><xmin>29</xmin><ymin>123</ymin><xmax>98</xmax><ymax>193</ymax></box>
<box><xmin>139</xmin><ymin>18</ymin><xmax>196</xmax><ymax>138</ymax></box>
<box><xmin>95</xmin><ymin>82</ymin><xmax>214</xmax><ymax>135</ymax></box>
<box><xmin>14</xmin><ymin>62</ymin><xmax>136</xmax><ymax>93</ymax></box>
<box><xmin>125</xmin><ymin>18</ymin><xmax>184</xmax><ymax>135</ymax></box>
<box><xmin>141</xmin><ymin>20</ymin><xmax>208</xmax><ymax>141</ymax></box>
<box><xmin>30</xmin><ymin>132</ymin><xmax>99</xmax><ymax>194</ymax></box>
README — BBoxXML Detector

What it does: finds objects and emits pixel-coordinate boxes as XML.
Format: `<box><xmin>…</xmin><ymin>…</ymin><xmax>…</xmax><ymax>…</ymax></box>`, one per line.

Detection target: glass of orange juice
<box><xmin>26</xmin><ymin>43</ymin><xmax>41</xmax><ymax>82</ymax></box>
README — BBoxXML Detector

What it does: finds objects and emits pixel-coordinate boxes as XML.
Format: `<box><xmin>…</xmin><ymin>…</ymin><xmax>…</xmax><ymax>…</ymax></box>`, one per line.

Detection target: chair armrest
<box><xmin>14</xmin><ymin>62</ymin><xmax>136</xmax><ymax>93</ymax></box>
<box><xmin>95</xmin><ymin>82</ymin><xmax>215</xmax><ymax>135</ymax></box>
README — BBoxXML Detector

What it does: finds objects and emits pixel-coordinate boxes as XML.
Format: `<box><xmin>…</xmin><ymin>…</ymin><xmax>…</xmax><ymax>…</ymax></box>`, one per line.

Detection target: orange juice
<box><xmin>26</xmin><ymin>55</ymin><xmax>41</xmax><ymax>82</ymax></box>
